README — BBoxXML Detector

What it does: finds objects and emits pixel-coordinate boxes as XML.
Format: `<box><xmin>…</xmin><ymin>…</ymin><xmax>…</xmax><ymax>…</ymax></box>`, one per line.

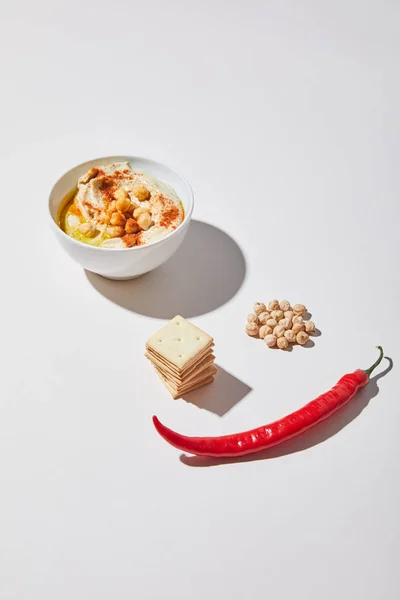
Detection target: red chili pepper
<box><xmin>153</xmin><ymin>347</ymin><xmax>384</xmax><ymax>457</ymax></box>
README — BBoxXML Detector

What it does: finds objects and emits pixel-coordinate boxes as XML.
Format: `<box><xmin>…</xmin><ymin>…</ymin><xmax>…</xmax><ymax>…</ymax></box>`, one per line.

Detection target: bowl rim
<box><xmin>48</xmin><ymin>155</ymin><xmax>194</xmax><ymax>252</ymax></box>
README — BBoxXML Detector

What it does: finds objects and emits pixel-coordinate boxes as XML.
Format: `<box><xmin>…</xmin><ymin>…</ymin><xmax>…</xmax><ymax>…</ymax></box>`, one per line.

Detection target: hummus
<box><xmin>59</xmin><ymin>162</ymin><xmax>184</xmax><ymax>248</ymax></box>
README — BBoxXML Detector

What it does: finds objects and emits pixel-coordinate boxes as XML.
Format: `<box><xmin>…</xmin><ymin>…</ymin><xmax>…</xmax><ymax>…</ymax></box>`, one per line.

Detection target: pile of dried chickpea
<box><xmin>245</xmin><ymin>299</ymin><xmax>316</xmax><ymax>349</ymax></box>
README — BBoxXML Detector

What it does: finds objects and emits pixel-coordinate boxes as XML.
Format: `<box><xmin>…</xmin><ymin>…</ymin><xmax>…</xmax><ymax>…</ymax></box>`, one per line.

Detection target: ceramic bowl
<box><xmin>48</xmin><ymin>155</ymin><xmax>194</xmax><ymax>280</ymax></box>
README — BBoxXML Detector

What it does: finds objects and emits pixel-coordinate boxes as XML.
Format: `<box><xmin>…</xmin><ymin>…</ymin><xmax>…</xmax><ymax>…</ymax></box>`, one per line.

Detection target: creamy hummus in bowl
<box><xmin>49</xmin><ymin>156</ymin><xmax>194</xmax><ymax>279</ymax></box>
<box><xmin>60</xmin><ymin>161</ymin><xmax>185</xmax><ymax>249</ymax></box>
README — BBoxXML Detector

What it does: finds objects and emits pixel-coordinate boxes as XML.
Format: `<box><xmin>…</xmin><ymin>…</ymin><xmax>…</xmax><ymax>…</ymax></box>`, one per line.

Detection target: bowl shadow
<box><xmin>85</xmin><ymin>220</ymin><xmax>247</xmax><ymax>319</ymax></box>
<box><xmin>180</xmin><ymin>356</ymin><xmax>393</xmax><ymax>467</ymax></box>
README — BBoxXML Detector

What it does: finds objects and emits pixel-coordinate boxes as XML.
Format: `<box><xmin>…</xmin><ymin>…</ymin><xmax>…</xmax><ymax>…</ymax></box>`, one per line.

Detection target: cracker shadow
<box><xmin>181</xmin><ymin>366</ymin><xmax>252</xmax><ymax>416</ymax></box>
<box><xmin>180</xmin><ymin>356</ymin><xmax>393</xmax><ymax>467</ymax></box>
<box><xmin>85</xmin><ymin>220</ymin><xmax>247</xmax><ymax>318</ymax></box>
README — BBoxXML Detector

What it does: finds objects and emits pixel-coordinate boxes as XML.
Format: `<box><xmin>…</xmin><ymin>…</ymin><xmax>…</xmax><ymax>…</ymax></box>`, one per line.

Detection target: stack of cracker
<box><xmin>146</xmin><ymin>315</ymin><xmax>216</xmax><ymax>399</ymax></box>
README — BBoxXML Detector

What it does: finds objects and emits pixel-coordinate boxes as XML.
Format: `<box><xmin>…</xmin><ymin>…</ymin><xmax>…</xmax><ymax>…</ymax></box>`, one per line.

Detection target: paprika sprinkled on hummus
<box><xmin>160</xmin><ymin>203</ymin><xmax>180</xmax><ymax>228</ymax></box>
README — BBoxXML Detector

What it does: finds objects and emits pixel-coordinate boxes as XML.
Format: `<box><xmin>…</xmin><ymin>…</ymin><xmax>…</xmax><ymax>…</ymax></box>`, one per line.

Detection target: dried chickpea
<box><xmin>247</xmin><ymin>313</ymin><xmax>259</xmax><ymax>324</ymax></box>
<box><xmin>292</xmin><ymin>315</ymin><xmax>303</xmax><ymax>325</ymax></box>
<box><xmin>116</xmin><ymin>197</ymin><xmax>131</xmax><ymax>213</ymax></box>
<box><xmin>137</xmin><ymin>211</ymin><xmax>153</xmax><ymax>231</ymax></box>
<box><xmin>107</xmin><ymin>225</ymin><xmax>125</xmax><ymax>238</ymax></box>
<box><xmin>108</xmin><ymin>200</ymin><xmax>117</xmax><ymax>213</ymax></box>
<box><xmin>100</xmin><ymin>211</ymin><xmax>111</xmax><ymax>224</ymax></box>
<box><xmin>113</xmin><ymin>188</ymin><xmax>127</xmax><ymax>201</ymax></box>
<box><xmin>124</xmin><ymin>204</ymin><xmax>134</xmax><ymax>215</ymax></box>
<box><xmin>280</xmin><ymin>318</ymin><xmax>291</xmax><ymax>330</ymax></box>
<box><xmin>245</xmin><ymin>322</ymin><xmax>259</xmax><ymax>337</ymax></box>
<box><xmin>253</xmin><ymin>302</ymin><xmax>267</xmax><ymax>316</ymax></box>
<box><xmin>271</xmin><ymin>310</ymin><xmax>284</xmax><ymax>322</ymax></box>
<box><xmin>292</xmin><ymin>322</ymin><xmax>305</xmax><ymax>335</ymax></box>
<box><xmin>296</xmin><ymin>331</ymin><xmax>309</xmax><ymax>345</ymax></box>
<box><xmin>284</xmin><ymin>310</ymin><xmax>294</xmax><ymax>320</ymax></box>
<box><xmin>266</xmin><ymin>318</ymin><xmax>278</xmax><ymax>329</ymax></box>
<box><xmin>305</xmin><ymin>320</ymin><xmax>316</xmax><ymax>334</ymax></box>
<box><xmin>78</xmin><ymin>222</ymin><xmax>97</xmax><ymax>237</ymax></box>
<box><xmin>284</xmin><ymin>329</ymin><xmax>296</xmax><ymax>343</ymax></box>
<box><xmin>277</xmin><ymin>336</ymin><xmax>289</xmax><ymax>350</ymax></box>
<box><xmin>110</xmin><ymin>212</ymin><xmax>126</xmax><ymax>227</ymax></box>
<box><xmin>273</xmin><ymin>325</ymin><xmax>286</xmax><ymax>338</ymax></box>
<box><xmin>258</xmin><ymin>311</ymin><xmax>270</xmax><ymax>325</ymax></box>
<box><xmin>134</xmin><ymin>185</ymin><xmax>151</xmax><ymax>202</ymax></box>
<box><xmin>267</xmin><ymin>299</ymin><xmax>280</xmax><ymax>311</ymax></box>
<box><xmin>264</xmin><ymin>334</ymin><xmax>277</xmax><ymax>348</ymax></box>
<box><xmin>114</xmin><ymin>188</ymin><xmax>131</xmax><ymax>212</ymax></box>
<box><xmin>279</xmin><ymin>300</ymin><xmax>291</xmax><ymax>312</ymax></box>
<box><xmin>125</xmin><ymin>218</ymin><xmax>140</xmax><ymax>234</ymax></box>
<box><xmin>133</xmin><ymin>206</ymin><xmax>149</xmax><ymax>220</ymax></box>
<box><xmin>259</xmin><ymin>325</ymin><xmax>272</xmax><ymax>339</ymax></box>
<box><xmin>293</xmin><ymin>303</ymin><xmax>307</xmax><ymax>316</ymax></box>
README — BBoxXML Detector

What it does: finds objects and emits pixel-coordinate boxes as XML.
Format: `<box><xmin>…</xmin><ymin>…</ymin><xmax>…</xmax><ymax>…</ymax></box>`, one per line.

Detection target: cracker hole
<box><xmin>178</xmin><ymin>354</ymin><xmax>183</xmax><ymax>358</ymax></box>
<box><xmin>196</xmin><ymin>336</ymin><xmax>200</xmax><ymax>340</ymax></box>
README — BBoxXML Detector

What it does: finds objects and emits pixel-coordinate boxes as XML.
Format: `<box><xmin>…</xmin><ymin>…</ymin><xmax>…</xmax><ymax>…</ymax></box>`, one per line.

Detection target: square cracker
<box><xmin>158</xmin><ymin>371</ymin><xmax>215</xmax><ymax>399</ymax></box>
<box><xmin>161</xmin><ymin>364</ymin><xmax>217</xmax><ymax>389</ymax></box>
<box><xmin>166</xmin><ymin>377</ymin><xmax>215</xmax><ymax>399</ymax></box>
<box><xmin>156</xmin><ymin>370</ymin><xmax>214</xmax><ymax>395</ymax></box>
<box><xmin>155</xmin><ymin>364</ymin><xmax>217</xmax><ymax>391</ymax></box>
<box><xmin>155</xmin><ymin>363</ymin><xmax>217</xmax><ymax>395</ymax></box>
<box><xmin>149</xmin><ymin>358</ymin><xmax>215</xmax><ymax>388</ymax></box>
<box><xmin>146</xmin><ymin>316</ymin><xmax>213</xmax><ymax>371</ymax></box>
<box><xmin>146</xmin><ymin>341</ymin><xmax>214</xmax><ymax>375</ymax></box>
<box><xmin>145</xmin><ymin>351</ymin><xmax>215</xmax><ymax>383</ymax></box>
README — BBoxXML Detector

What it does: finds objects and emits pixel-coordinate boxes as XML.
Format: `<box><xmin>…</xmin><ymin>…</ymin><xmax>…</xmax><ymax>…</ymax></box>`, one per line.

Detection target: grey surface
<box><xmin>1</xmin><ymin>1</ymin><xmax>399</xmax><ymax>599</ymax></box>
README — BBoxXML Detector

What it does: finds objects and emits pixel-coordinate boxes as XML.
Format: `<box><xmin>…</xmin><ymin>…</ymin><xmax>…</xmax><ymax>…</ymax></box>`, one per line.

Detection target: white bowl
<box><xmin>48</xmin><ymin>155</ymin><xmax>194</xmax><ymax>280</ymax></box>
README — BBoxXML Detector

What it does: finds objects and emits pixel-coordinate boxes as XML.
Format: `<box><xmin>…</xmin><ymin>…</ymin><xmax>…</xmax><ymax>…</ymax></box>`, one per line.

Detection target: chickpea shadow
<box><xmin>85</xmin><ymin>220</ymin><xmax>247</xmax><ymax>319</ymax></box>
<box><xmin>271</xmin><ymin>339</ymin><xmax>316</xmax><ymax>352</ymax></box>
<box><xmin>181</xmin><ymin>366</ymin><xmax>252</xmax><ymax>417</ymax></box>
<box><xmin>179</xmin><ymin>356</ymin><xmax>393</xmax><ymax>468</ymax></box>
<box><xmin>302</xmin><ymin>314</ymin><xmax>322</xmax><ymax>337</ymax></box>
<box><xmin>269</xmin><ymin>344</ymin><xmax>293</xmax><ymax>352</ymax></box>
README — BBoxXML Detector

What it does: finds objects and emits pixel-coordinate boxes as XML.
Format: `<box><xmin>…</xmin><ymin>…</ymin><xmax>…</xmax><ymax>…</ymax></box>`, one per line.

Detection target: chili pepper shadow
<box><xmin>179</xmin><ymin>356</ymin><xmax>393</xmax><ymax>467</ymax></box>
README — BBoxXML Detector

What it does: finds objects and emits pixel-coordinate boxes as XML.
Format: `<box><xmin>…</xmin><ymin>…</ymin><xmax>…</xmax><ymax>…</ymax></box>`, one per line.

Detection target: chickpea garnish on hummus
<box><xmin>59</xmin><ymin>162</ymin><xmax>184</xmax><ymax>248</ymax></box>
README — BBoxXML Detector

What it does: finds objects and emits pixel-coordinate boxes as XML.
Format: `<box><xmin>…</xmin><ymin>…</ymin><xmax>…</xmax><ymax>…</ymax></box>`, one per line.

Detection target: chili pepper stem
<box><xmin>364</xmin><ymin>346</ymin><xmax>384</xmax><ymax>378</ymax></box>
